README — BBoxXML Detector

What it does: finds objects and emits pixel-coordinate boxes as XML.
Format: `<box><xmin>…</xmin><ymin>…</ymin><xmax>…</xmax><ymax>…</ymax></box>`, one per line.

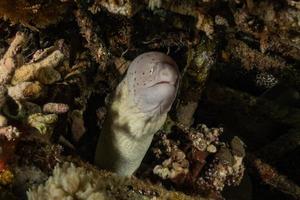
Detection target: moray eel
<box><xmin>94</xmin><ymin>52</ymin><xmax>180</xmax><ymax>176</ymax></box>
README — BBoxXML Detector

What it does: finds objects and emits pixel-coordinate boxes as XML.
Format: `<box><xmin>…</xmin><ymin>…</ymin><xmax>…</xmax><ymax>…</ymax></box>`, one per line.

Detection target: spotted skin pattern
<box><xmin>95</xmin><ymin>52</ymin><xmax>180</xmax><ymax>176</ymax></box>
<box><xmin>127</xmin><ymin>52</ymin><xmax>179</xmax><ymax>114</ymax></box>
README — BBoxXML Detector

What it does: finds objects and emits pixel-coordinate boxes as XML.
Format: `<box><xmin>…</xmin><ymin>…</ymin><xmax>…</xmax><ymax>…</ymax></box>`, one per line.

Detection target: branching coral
<box><xmin>0</xmin><ymin>32</ymin><xmax>28</xmax><ymax>85</ymax></box>
<box><xmin>247</xmin><ymin>154</ymin><xmax>300</xmax><ymax>199</ymax></box>
<box><xmin>0</xmin><ymin>32</ymin><xmax>72</xmax><ymax>191</ymax></box>
<box><xmin>11</xmin><ymin>50</ymin><xmax>64</xmax><ymax>85</ymax></box>
<box><xmin>74</xmin><ymin>8</ymin><xmax>111</xmax><ymax>71</ymax></box>
<box><xmin>0</xmin><ymin>32</ymin><xmax>69</xmax><ymax>136</ymax></box>
<box><xmin>0</xmin><ymin>35</ymin><xmax>66</xmax><ymax>120</ymax></box>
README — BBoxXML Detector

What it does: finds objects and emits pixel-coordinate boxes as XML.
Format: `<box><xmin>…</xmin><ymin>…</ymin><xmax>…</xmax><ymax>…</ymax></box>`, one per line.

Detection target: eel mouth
<box><xmin>156</xmin><ymin>81</ymin><xmax>171</xmax><ymax>85</ymax></box>
<box><xmin>149</xmin><ymin>80</ymin><xmax>176</xmax><ymax>88</ymax></box>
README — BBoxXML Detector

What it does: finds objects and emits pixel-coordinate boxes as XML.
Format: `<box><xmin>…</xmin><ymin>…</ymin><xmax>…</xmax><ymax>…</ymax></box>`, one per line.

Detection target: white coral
<box><xmin>27</xmin><ymin>162</ymin><xmax>108</xmax><ymax>200</ymax></box>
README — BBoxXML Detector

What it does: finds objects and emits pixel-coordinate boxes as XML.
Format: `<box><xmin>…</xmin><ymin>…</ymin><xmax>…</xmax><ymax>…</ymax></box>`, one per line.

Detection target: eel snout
<box><xmin>155</xmin><ymin>62</ymin><xmax>179</xmax><ymax>86</ymax></box>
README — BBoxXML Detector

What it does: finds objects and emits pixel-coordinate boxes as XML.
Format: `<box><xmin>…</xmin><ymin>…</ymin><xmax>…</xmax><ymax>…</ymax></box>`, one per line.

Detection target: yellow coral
<box><xmin>0</xmin><ymin>169</ymin><xmax>14</xmax><ymax>185</ymax></box>
<box><xmin>11</xmin><ymin>50</ymin><xmax>64</xmax><ymax>85</ymax></box>
<box><xmin>8</xmin><ymin>82</ymin><xmax>43</xmax><ymax>101</ymax></box>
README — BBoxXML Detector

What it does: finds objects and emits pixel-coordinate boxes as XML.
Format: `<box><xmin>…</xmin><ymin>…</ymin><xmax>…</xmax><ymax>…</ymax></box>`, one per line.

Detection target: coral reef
<box><xmin>0</xmin><ymin>0</ymin><xmax>299</xmax><ymax>199</ymax></box>
<box><xmin>27</xmin><ymin>162</ymin><xmax>204</xmax><ymax>200</ymax></box>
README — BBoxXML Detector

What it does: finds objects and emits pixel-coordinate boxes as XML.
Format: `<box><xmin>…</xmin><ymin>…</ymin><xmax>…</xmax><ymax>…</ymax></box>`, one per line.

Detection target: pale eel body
<box><xmin>94</xmin><ymin>52</ymin><xmax>179</xmax><ymax>176</ymax></box>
